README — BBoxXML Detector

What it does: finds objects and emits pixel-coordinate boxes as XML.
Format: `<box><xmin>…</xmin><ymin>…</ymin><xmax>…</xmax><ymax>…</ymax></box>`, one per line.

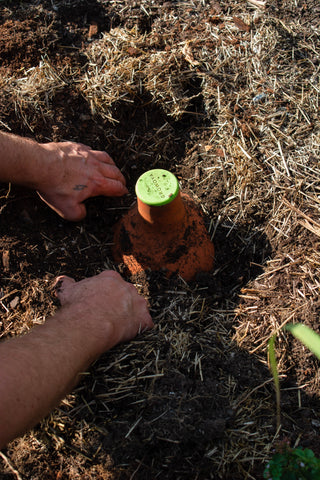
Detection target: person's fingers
<box><xmin>142</xmin><ymin>311</ymin><xmax>154</xmax><ymax>329</ymax></box>
<box><xmin>38</xmin><ymin>192</ymin><xmax>87</xmax><ymax>222</ymax></box>
<box><xmin>90</xmin><ymin>150</ymin><xmax>116</xmax><ymax>166</ymax></box>
<box><xmin>61</xmin><ymin>202</ymin><xmax>87</xmax><ymax>222</ymax></box>
<box><xmin>140</xmin><ymin>299</ymin><xmax>153</xmax><ymax>327</ymax></box>
<box><xmin>127</xmin><ymin>283</ymin><xmax>153</xmax><ymax>330</ymax></box>
<box><xmin>98</xmin><ymin>272</ymin><xmax>153</xmax><ymax>329</ymax></box>
<box><xmin>92</xmin><ymin>177</ymin><xmax>129</xmax><ymax>197</ymax></box>
<box><xmin>54</xmin><ymin>275</ymin><xmax>76</xmax><ymax>288</ymax></box>
<box><xmin>97</xmin><ymin>162</ymin><xmax>127</xmax><ymax>186</ymax></box>
<box><xmin>54</xmin><ymin>275</ymin><xmax>76</xmax><ymax>303</ymax></box>
<box><xmin>98</xmin><ymin>270</ymin><xmax>122</xmax><ymax>280</ymax></box>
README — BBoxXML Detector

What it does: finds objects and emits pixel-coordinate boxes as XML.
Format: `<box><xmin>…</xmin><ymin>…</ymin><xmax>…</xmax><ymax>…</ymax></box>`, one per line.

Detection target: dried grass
<box><xmin>1</xmin><ymin>59</ymin><xmax>68</xmax><ymax>130</ymax></box>
<box><xmin>80</xmin><ymin>27</ymin><xmax>199</xmax><ymax>121</ymax></box>
<box><xmin>0</xmin><ymin>1</ymin><xmax>320</xmax><ymax>479</ymax></box>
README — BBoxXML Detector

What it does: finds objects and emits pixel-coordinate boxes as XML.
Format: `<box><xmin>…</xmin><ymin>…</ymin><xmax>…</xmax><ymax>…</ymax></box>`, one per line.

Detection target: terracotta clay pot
<box><xmin>113</xmin><ymin>169</ymin><xmax>214</xmax><ymax>281</ymax></box>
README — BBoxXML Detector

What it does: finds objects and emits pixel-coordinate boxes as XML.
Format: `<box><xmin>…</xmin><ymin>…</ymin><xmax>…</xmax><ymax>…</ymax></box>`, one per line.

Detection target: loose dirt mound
<box><xmin>0</xmin><ymin>1</ymin><xmax>319</xmax><ymax>479</ymax></box>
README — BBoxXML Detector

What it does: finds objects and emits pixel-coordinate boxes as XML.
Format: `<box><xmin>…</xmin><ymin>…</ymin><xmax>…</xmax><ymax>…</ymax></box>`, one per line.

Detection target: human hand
<box><xmin>36</xmin><ymin>141</ymin><xmax>128</xmax><ymax>221</ymax></box>
<box><xmin>55</xmin><ymin>270</ymin><xmax>153</xmax><ymax>355</ymax></box>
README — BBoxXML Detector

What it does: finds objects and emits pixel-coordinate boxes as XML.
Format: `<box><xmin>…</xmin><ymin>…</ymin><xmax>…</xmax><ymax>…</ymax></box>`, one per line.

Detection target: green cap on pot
<box><xmin>135</xmin><ymin>169</ymin><xmax>180</xmax><ymax>206</ymax></box>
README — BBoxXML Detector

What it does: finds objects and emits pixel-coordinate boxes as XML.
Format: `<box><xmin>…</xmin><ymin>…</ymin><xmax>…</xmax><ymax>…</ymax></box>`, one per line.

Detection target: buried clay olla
<box><xmin>113</xmin><ymin>169</ymin><xmax>214</xmax><ymax>281</ymax></box>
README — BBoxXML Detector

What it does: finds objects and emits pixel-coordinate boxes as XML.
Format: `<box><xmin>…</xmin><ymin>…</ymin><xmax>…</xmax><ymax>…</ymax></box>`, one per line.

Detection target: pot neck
<box><xmin>137</xmin><ymin>191</ymin><xmax>186</xmax><ymax>229</ymax></box>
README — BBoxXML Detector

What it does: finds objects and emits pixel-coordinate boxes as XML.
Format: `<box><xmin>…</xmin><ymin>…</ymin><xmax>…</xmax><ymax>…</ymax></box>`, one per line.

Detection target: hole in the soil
<box><xmin>100</xmin><ymin>94</ymin><xmax>188</xmax><ymax>187</ymax></box>
<box><xmin>212</xmin><ymin>224</ymin><xmax>272</xmax><ymax>296</ymax></box>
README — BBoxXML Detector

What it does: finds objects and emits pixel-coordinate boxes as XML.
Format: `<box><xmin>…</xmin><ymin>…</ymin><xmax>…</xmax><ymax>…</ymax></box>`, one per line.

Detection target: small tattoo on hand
<box><xmin>73</xmin><ymin>184</ymin><xmax>88</xmax><ymax>191</ymax></box>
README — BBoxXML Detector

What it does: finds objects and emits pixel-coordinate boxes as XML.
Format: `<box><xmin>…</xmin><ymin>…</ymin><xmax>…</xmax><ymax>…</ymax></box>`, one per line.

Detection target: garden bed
<box><xmin>0</xmin><ymin>1</ymin><xmax>319</xmax><ymax>478</ymax></box>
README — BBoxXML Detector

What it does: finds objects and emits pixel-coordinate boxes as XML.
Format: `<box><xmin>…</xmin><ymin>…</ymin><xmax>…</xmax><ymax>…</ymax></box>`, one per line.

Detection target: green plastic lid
<box><xmin>135</xmin><ymin>169</ymin><xmax>180</xmax><ymax>206</ymax></box>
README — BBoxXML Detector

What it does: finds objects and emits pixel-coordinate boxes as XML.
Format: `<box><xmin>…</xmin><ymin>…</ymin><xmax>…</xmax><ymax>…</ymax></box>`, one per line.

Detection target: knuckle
<box><xmin>101</xmin><ymin>269</ymin><xmax>120</xmax><ymax>279</ymax></box>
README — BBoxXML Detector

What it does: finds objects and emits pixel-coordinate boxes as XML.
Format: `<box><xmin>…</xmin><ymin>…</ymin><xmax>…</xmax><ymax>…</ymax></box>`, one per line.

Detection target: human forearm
<box><xmin>0</xmin><ymin>271</ymin><xmax>153</xmax><ymax>448</ymax></box>
<box><xmin>0</xmin><ymin>306</ymin><xmax>109</xmax><ymax>448</ymax></box>
<box><xmin>0</xmin><ymin>131</ymin><xmax>45</xmax><ymax>188</ymax></box>
<box><xmin>0</xmin><ymin>130</ymin><xmax>128</xmax><ymax>220</ymax></box>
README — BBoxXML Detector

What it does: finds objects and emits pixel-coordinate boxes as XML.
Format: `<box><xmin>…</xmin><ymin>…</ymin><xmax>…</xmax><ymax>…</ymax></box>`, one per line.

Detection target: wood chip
<box><xmin>181</xmin><ymin>41</ymin><xmax>200</xmax><ymax>66</ymax></box>
<box><xmin>10</xmin><ymin>296</ymin><xmax>19</xmax><ymax>309</ymax></box>
<box><xmin>233</xmin><ymin>16</ymin><xmax>250</xmax><ymax>32</ymax></box>
<box><xmin>88</xmin><ymin>22</ymin><xmax>99</xmax><ymax>39</ymax></box>
<box><xmin>2</xmin><ymin>250</ymin><xmax>9</xmax><ymax>272</ymax></box>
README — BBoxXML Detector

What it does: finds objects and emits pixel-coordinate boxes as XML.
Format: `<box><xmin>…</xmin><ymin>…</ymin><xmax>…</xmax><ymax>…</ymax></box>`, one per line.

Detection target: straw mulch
<box><xmin>0</xmin><ymin>0</ymin><xmax>319</xmax><ymax>479</ymax></box>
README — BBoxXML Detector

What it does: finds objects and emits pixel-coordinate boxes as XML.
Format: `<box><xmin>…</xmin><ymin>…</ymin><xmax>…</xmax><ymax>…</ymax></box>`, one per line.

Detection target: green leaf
<box><xmin>285</xmin><ymin>324</ymin><xmax>320</xmax><ymax>361</ymax></box>
<box><xmin>268</xmin><ymin>334</ymin><xmax>281</xmax><ymax>428</ymax></box>
<box><xmin>294</xmin><ymin>448</ymin><xmax>315</xmax><ymax>461</ymax></box>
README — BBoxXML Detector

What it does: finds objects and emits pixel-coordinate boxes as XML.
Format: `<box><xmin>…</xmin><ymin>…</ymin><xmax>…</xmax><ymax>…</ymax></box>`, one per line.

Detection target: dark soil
<box><xmin>0</xmin><ymin>1</ymin><xmax>320</xmax><ymax>479</ymax></box>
